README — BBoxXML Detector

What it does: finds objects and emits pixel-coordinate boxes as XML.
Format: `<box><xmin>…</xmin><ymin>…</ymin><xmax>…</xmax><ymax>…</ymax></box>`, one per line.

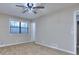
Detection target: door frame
<box><xmin>74</xmin><ymin>10</ymin><xmax>79</xmax><ymax>55</ymax></box>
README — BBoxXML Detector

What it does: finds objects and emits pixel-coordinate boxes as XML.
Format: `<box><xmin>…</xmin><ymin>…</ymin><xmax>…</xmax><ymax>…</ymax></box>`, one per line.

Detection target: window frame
<box><xmin>21</xmin><ymin>22</ymin><xmax>28</xmax><ymax>33</ymax></box>
<box><xmin>9</xmin><ymin>21</ymin><xmax>29</xmax><ymax>34</ymax></box>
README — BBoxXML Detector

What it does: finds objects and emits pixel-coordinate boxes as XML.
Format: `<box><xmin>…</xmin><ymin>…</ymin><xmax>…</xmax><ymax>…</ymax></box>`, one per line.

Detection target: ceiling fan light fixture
<box><xmin>24</xmin><ymin>3</ymin><xmax>37</xmax><ymax>8</ymax></box>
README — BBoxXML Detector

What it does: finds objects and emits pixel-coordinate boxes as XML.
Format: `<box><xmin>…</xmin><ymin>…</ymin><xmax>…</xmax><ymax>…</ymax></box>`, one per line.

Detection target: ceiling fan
<box><xmin>16</xmin><ymin>3</ymin><xmax>45</xmax><ymax>14</ymax></box>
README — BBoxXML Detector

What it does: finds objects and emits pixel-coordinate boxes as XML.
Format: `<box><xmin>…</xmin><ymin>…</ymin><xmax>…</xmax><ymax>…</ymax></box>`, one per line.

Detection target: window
<box><xmin>21</xmin><ymin>22</ymin><xmax>28</xmax><ymax>33</ymax></box>
<box><xmin>10</xmin><ymin>21</ymin><xmax>19</xmax><ymax>33</ymax></box>
<box><xmin>10</xmin><ymin>21</ymin><xmax>28</xmax><ymax>34</ymax></box>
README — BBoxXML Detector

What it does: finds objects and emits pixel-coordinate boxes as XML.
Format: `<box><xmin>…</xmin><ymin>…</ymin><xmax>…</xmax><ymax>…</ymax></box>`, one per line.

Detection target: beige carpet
<box><xmin>0</xmin><ymin>43</ymin><xmax>71</xmax><ymax>55</ymax></box>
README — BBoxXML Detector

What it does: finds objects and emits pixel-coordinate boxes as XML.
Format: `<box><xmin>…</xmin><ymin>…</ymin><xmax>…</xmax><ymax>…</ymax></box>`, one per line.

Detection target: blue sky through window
<box><xmin>21</xmin><ymin>22</ymin><xmax>27</xmax><ymax>27</ymax></box>
<box><xmin>10</xmin><ymin>21</ymin><xmax>28</xmax><ymax>33</ymax></box>
<box><xmin>10</xmin><ymin>21</ymin><xmax>19</xmax><ymax>27</ymax></box>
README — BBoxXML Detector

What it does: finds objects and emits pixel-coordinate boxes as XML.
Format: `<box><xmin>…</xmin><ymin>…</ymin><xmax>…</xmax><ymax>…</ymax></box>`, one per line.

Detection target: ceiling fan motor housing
<box><xmin>27</xmin><ymin>3</ymin><xmax>34</xmax><ymax>10</ymax></box>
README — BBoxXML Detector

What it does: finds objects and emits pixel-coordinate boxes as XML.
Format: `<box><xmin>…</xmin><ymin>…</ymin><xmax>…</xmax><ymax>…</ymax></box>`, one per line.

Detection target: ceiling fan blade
<box><xmin>16</xmin><ymin>5</ymin><xmax>25</xmax><ymax>7</ymax></box>
<box><xmin>32</xmin><ymin>11</ymin><xmax>37</xmax><ymax>14</ymax></box>
<box><xmin>33</xmin><ymin>6</ymin><xmax>44</xmax><ymax>9</ymax></box>
<box><xmin>22</xmin><ymin>9</ymin><xmax>28</xmax><ymax>13</ymax></box>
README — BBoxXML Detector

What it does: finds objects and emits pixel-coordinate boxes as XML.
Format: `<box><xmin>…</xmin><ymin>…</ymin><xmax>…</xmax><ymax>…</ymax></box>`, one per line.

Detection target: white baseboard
<box><xmin>35</xmin><ymin>42</ymin><xmax>75</xmax><ymax>55</ymax></box>
<box><xmin>0</xmin><ymin>41</ymin><xmax>33</xmax><ymax>47</ymax></box>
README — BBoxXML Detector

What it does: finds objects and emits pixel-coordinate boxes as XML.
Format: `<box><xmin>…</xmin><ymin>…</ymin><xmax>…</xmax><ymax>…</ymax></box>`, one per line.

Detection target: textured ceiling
<box><xmin>0</xmin><ymin>3</ymin><xmax>78</xmax><ymax>20</ymax></box>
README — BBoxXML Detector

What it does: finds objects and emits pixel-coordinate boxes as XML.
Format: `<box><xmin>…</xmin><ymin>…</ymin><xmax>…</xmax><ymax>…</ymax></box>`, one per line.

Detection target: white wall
<box><xmin>0</xmin><ymin>14</ymin><xmax>32</xmax><ymax>47</ymax></box>
<box><xmin>31</xmin><ymin>22</ymin><xmax>36</xmax><ymax>41</ymax></box>
<box><xmin>35</xmin><ymin>5</ymin><xmax>79</xmax><ymax>54</ymax></box>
